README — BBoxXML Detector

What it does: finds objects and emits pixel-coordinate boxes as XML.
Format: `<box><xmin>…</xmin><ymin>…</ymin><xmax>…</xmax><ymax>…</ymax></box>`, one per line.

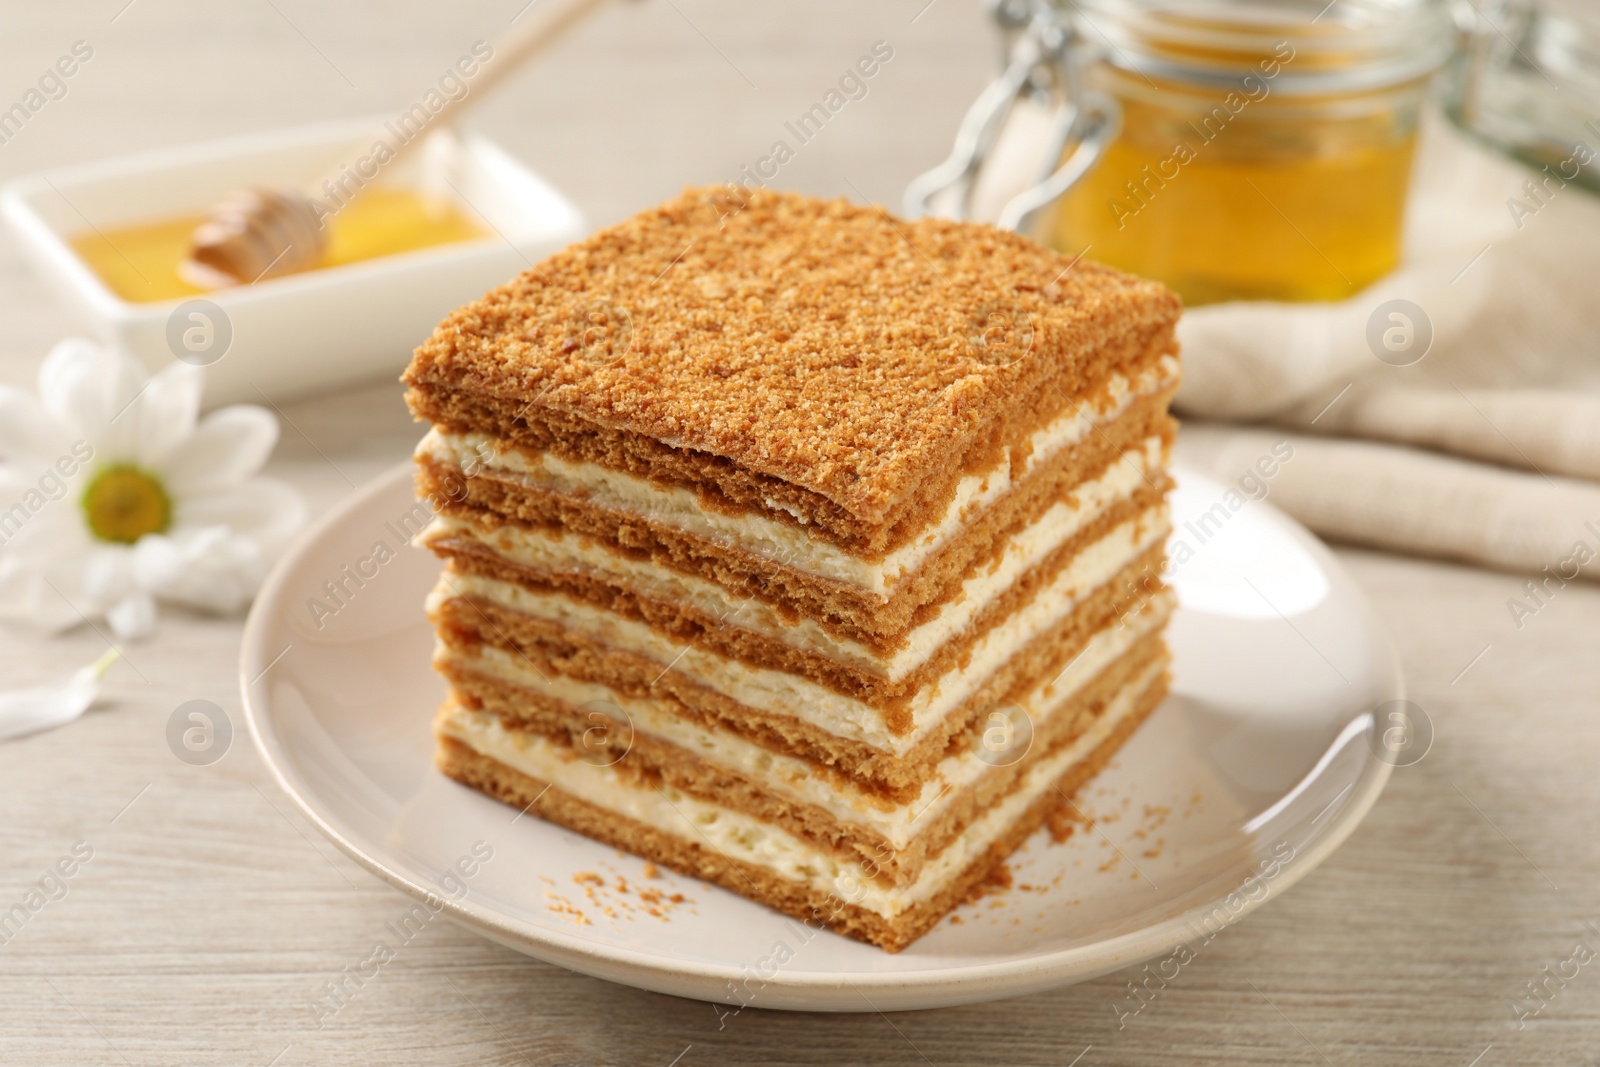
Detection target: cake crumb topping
<box><xmin>406</xmin><ymin>187</ymin><xmax>1178</xmax><ymax>523</ymax></box>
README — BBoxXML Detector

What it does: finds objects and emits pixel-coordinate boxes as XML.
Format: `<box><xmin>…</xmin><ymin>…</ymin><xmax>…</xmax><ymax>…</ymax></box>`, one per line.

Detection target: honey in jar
<box><xmin>1049</xmin><ymin>0</ymin><xmax>1455</xmax><ymax>305</ymax></box>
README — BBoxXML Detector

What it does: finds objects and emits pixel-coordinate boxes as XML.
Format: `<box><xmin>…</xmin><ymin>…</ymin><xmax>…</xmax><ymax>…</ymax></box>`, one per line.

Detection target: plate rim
<box><xmin>241</xmin><ymin>460</ymin><xmax>1399</xmax><ymax>1009</ymax></box>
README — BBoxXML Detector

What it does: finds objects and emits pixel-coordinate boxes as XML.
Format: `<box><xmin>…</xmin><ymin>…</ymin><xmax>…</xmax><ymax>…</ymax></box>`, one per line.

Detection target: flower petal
<box><xmin>0</xmin><ymin>469</ymin><xmax>30</xmax><ymax>499</ymax></box>
<box><xmin>0</xmin><ymin>499</ymin><xmax>94</xmax><ymax>566</ymax></box>
<box><xmin>106</xmin><ymin>591</ymin><xmax>156</xmax><ymax>640</ymax></box>
<box><xmin>83</xmin><ymin>545</ymin><xmax>136</xmax><ymax>605</ymax></box>
<box><xmin>132</xmin><ymin>362</ymin><xmax>203</xmax><ymax>470</ymax></box>
<box><xmin>158</xmin><ymin>405</ymin><xmax>279</xmax><ymax>495</ymax></box>
<box><xmin>37</xmin><ymin>339</ymin><xmax>148</xmax><ymax>463</ymax></box>
<box><xmin>0</xmin><ymin>649</ymin><xmax>117</xmax><ymax>742</ymax></box>
<box><xmin>129</xmin><ymin>533</ymin><xmax>186</xmax><ymax>589</ymax></box>
<box><xmin>144</xmin><ymin>526</ymin><xmax>263</xmax><ymax>614</ymax></box>
<box><xmin>174</xmin><ymin>478</ymin><xmax>306</xmax><ymax>557</ymax></box>
<box><xmin>0</xmin><ymin>556</ymin><xmax>96</xmax><ymax>634</ymax></box>
<box><xmin>0</xmin><ymin>387</ymin><xmax>75</xmax><ymax>467</ymax></box>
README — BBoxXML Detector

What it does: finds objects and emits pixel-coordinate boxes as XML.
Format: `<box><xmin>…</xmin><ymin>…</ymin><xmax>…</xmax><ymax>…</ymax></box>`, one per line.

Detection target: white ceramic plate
<box><xmin>242</xmin><ymin>462</ymin><xmax>1401</xmax><ymax>1012</ymax></box>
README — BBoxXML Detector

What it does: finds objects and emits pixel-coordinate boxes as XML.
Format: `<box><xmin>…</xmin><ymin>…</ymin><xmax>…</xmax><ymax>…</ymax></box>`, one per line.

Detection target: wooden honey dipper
<box><xmin>182</xmin><ymin>0</ymin><xmax>610</xmax><ymax>289</ymax></box>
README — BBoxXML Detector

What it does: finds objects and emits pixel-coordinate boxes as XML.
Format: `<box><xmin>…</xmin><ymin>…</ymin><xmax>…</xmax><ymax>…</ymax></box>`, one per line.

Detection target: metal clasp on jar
<box><xmin>903</xmin><ymin>0</ymin><xmax>1119</xmax><ymax>235</ymax></box>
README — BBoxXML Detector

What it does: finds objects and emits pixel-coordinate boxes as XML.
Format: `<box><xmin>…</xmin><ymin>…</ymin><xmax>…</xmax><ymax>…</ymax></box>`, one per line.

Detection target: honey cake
<box><xmin>404</xmin><ymin>187</ymin><xmax>1181</xmax><ymax>951</ymax></box>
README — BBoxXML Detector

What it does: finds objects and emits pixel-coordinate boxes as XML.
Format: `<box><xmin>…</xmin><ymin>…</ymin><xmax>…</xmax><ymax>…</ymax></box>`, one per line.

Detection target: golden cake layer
<box><xmin>403</xmin><ymin>186</ymin><xmax>1180</xmax><ymax>547</ymax></box>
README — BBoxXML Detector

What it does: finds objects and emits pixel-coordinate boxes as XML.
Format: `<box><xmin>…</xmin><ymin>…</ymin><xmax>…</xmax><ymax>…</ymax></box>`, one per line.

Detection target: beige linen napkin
<box><xmin>1176</xmin><ymin>424</ymin><xmax>1600</xmax><ymax>585</ymax></box>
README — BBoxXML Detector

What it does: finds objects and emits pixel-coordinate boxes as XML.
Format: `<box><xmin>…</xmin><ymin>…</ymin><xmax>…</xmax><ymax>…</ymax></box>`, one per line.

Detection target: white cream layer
<box><xmin>432</xmin><ymin>504</ymin><xmax>1168</xmax><ymax>755</ymax></box>
<box><xmin>419</xmin><ymin>355</ymin><xmax>1176</xmax><ymax>597</ymax></box>
<box><xmin>441</xmin><ymin>658</ymin><xmax>1163</xmax><ymax>919</ymax></box>
<box><xmin>438</xmin><ymin>593</ymin><xmax>1170</xmax><ymax>851</ymax></box>
<box><xmin>424</xmin><ymin>436</ymin><xmax>1166</xmax><ymax>678</ymax></box>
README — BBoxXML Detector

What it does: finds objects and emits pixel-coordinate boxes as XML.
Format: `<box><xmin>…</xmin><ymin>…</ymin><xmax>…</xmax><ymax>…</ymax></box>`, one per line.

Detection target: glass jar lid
<box><xmin>1068</xmin><ymin>0</ymin><xmax>1458</xmax><ymax>95</ymax></box>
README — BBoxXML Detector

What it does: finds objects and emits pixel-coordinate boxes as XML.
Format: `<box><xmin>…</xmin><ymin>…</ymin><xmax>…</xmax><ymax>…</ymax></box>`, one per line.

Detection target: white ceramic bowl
<box><xmin>1</xmin><ymin>118</ymin><xmax>584</xmax><ymax>406</ymax></box>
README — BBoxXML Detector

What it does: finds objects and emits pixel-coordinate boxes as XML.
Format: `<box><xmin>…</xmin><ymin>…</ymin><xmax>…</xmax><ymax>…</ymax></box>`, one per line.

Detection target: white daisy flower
<box><xmin>0</xmin><ymin>338</ymin><xmax>306</xmax><ymax>641</ymax></box>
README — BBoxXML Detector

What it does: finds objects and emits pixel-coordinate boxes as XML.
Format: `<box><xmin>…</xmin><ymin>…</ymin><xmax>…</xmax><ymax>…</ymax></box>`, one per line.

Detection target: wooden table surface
<box><xmin>2</xmin><ymin>1</ymin><xmax>1597</xmax><ymax>1063</ymax></box>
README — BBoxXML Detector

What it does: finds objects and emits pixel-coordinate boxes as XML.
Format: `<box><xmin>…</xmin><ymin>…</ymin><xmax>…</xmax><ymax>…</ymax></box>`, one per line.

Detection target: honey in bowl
<box><xmin>1048</xmin><ymin>0</ymin><xmax>1453</xmax><ymax>306</ymax></box>
<box><xmin>70</xmin><ymin>187</ymin><xmax>487</xmax><ymax>303</ymax></box>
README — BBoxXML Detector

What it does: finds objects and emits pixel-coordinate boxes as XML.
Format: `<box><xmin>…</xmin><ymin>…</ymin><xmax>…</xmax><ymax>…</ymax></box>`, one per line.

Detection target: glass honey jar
<box><xmin>909</xmin><ymin>0</ymin><xmax>1457</xmax><ymax>305</ymax></box>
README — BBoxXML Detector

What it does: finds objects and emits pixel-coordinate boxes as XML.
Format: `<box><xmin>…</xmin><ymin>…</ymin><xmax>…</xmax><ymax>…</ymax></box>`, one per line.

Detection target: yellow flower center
<box><xmin>81</xmin><ymin>466</ymin><xmax>171</xmax><ymax>544</ymax></box>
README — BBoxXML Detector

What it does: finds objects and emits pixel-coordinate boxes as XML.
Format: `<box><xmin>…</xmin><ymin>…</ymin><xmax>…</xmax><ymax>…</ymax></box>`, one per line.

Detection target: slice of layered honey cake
<box><xmin>403</xmin><ymin>187</ymin><xmax>1181</xmax><ymax>951</ymax></box>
